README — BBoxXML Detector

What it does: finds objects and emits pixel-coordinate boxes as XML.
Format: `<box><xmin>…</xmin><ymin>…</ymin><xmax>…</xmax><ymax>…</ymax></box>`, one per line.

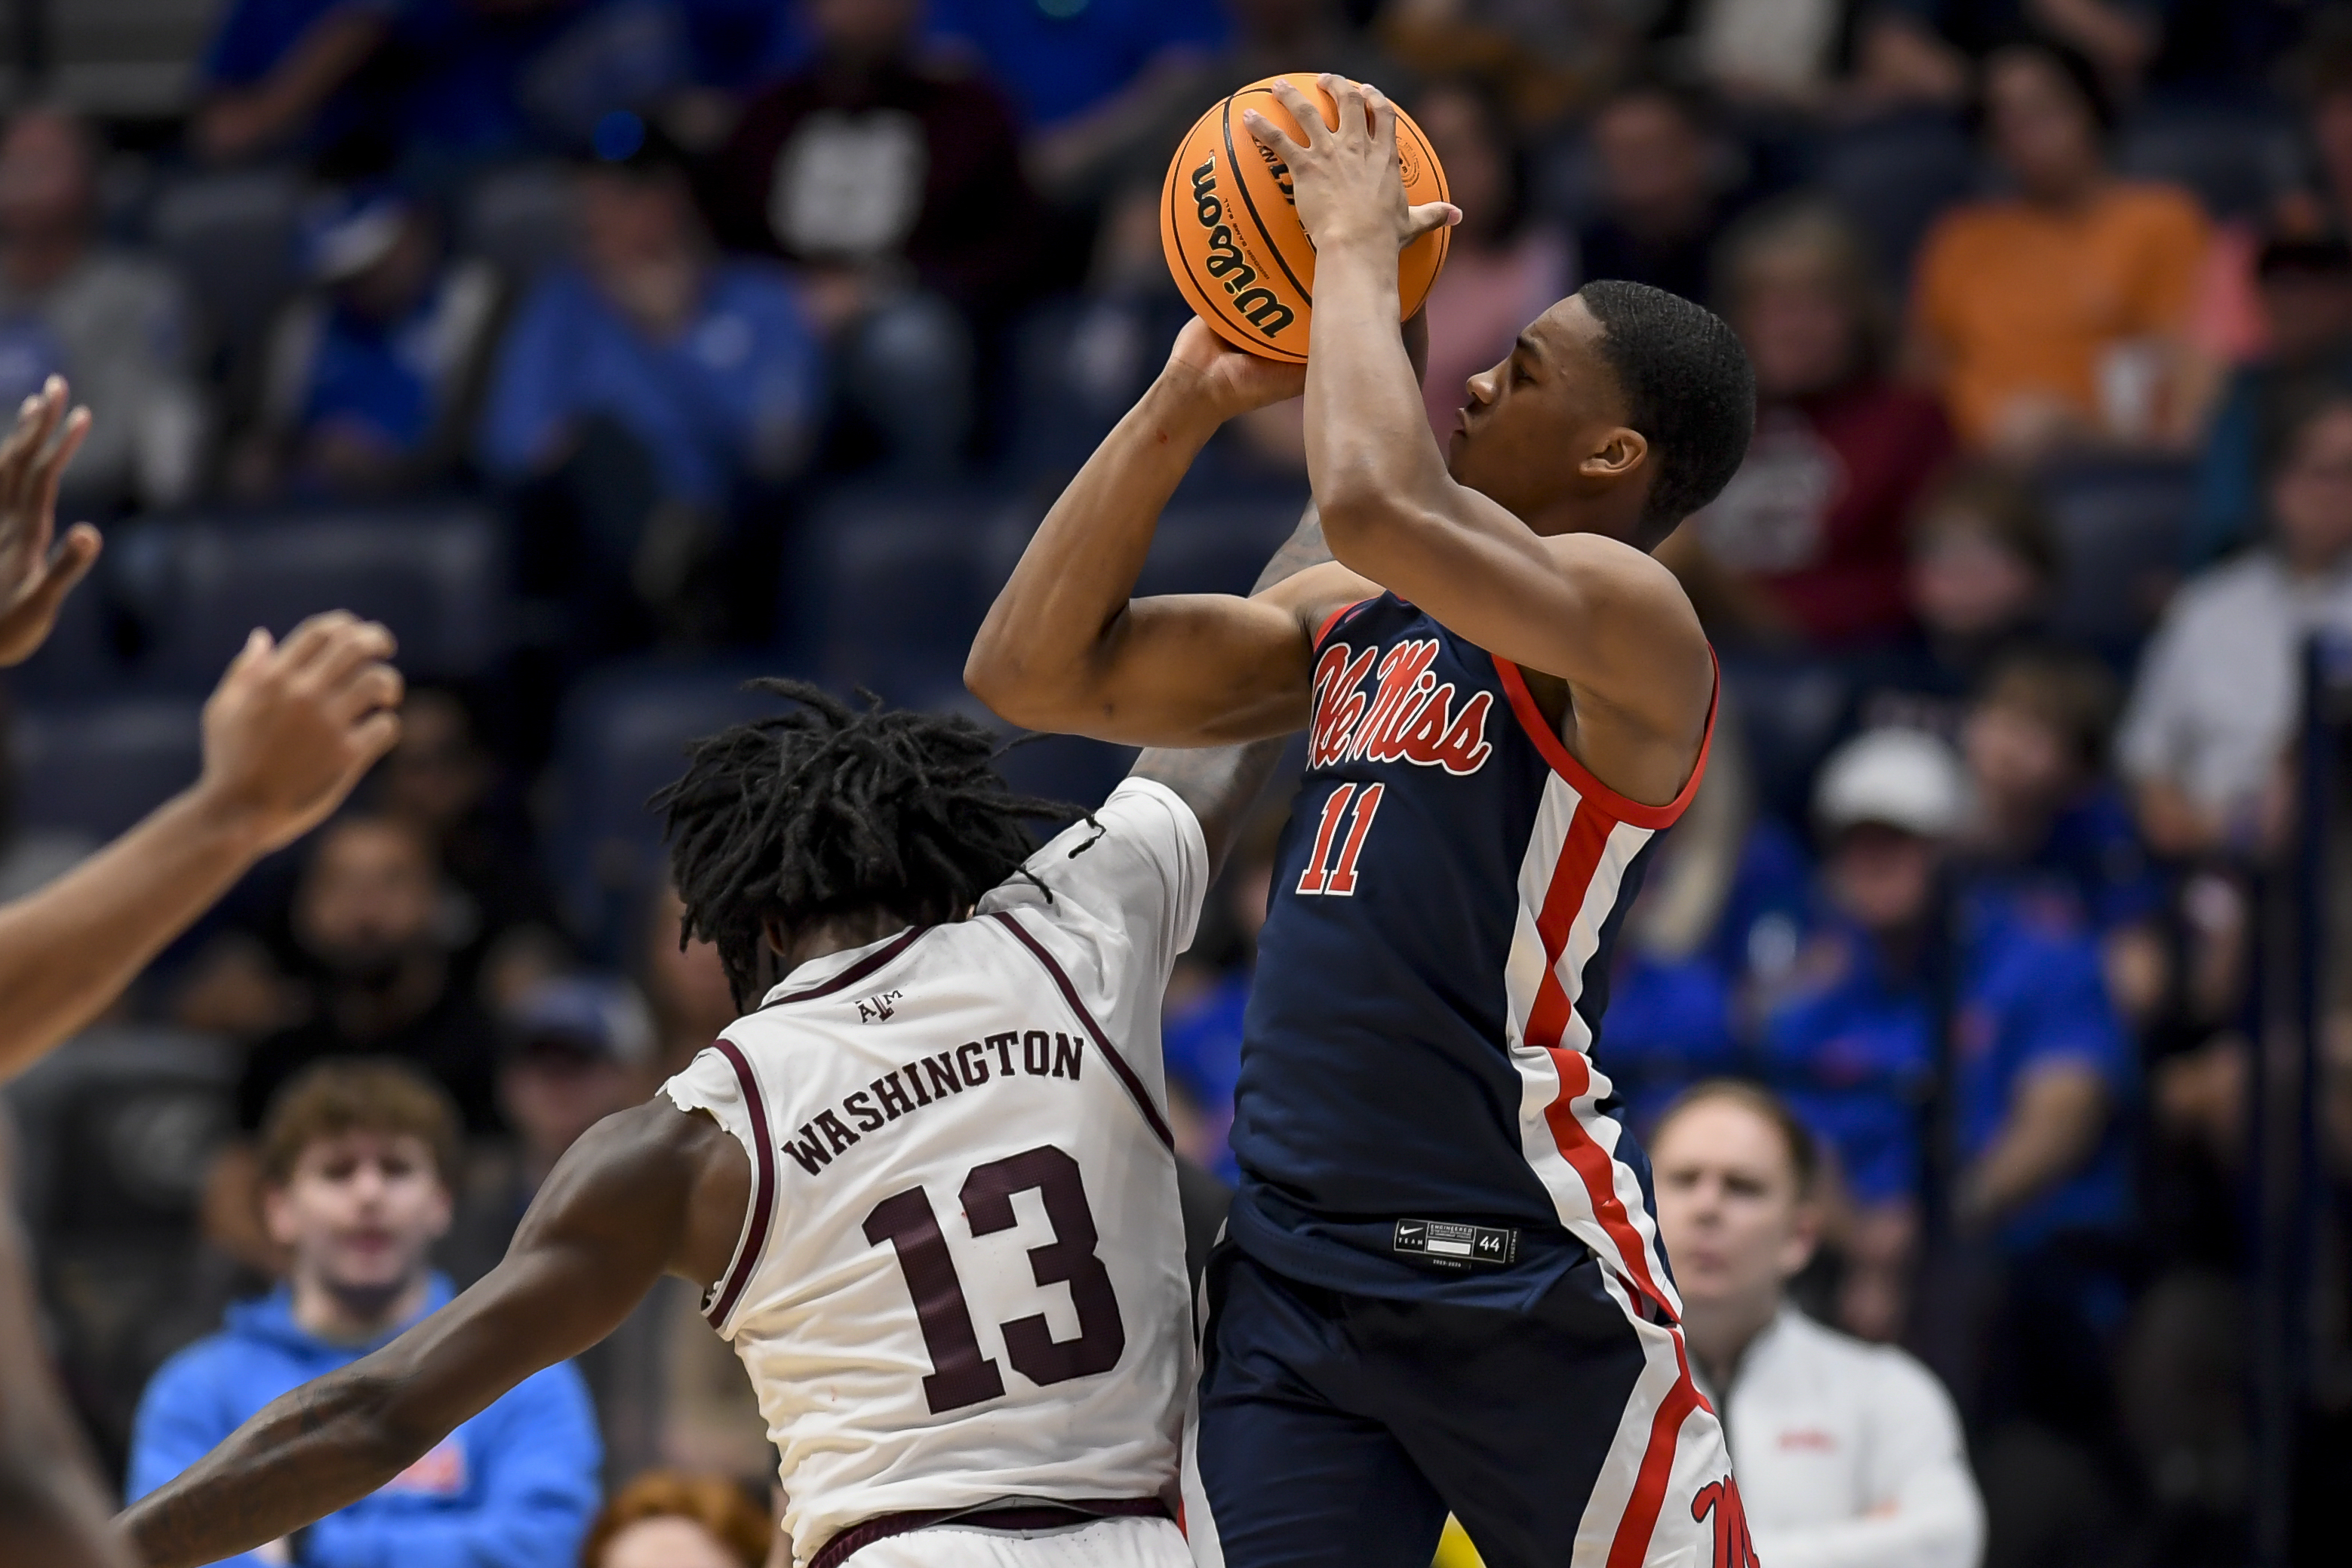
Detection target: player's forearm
<box><xmin>116</xmin><ymin>1367</ymin><xmax>426</xmax><ymax>1568</ymax></box>
<box><xmin>0</xmin><ymin>785</ymin><xmax>271</xmax><ymax>1083</ymax></box>
<box><xmin>967</xmin><ymin>374</ymin><xmax>1219</xmax><ymax>727</ymax></box>
<box><xmin>1302</xmin><ymin>245</ymin><xmax>1451</xmax><ymax>569</ymax></box>
<box><xmin>1955</xmin><ymin>1067</ymin><xmax>2105</xmax><ymax>1228</ymax></box>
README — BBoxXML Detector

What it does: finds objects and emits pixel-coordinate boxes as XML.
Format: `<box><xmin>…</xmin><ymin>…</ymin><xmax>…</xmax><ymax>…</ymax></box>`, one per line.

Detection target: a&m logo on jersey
<box><xmin>1308</xmin><ymin>638</ymin><xmax>1495</xmax><ymax>776</ymax></box>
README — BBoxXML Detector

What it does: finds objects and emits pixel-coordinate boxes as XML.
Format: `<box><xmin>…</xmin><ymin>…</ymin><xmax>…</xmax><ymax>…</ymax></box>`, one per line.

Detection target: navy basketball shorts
<box><xmin>1179</xmin><ymin>1244</ymin><xmax>1751</xmax><ymax>1568</ymax></box>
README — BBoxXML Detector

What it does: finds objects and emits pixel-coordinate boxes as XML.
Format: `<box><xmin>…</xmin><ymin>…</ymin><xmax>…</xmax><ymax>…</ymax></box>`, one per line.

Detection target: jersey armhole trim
<box><xmin>1311</xmin><ymin>596</ymin><xmax>1378</xmax><ymax>651</ymax></box>
<box><xmin>703</xmin><ymin>1038</ymin><xmax>777</xmax><ymax>1330</ymax></box>
<box><xmin>1489</xmin><ymin>650</ymin><xmax>1720</xmax><ymax>830</ymax></box>
<box><xmin>985</xmin><ymin>910</ymin><xmax>1176</xmax><ymax>1154</ymax></box>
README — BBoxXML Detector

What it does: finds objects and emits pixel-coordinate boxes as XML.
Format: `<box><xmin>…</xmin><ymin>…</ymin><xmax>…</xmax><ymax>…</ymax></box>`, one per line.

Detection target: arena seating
<box><xmin>1815</xmin><ymin>110</ymin><xmax>1980</xmax><ymax>282</ymax></box>
<box><xmin>460</xmin><ymin>161</ymin><xmax>580</xmax><ymax>281</ymax></box>
<box><xmin>111</xmin><ymin>503</ymin><xmax>509</xmax><ymax>691</ymax></box>
<box><xmin>146</xmin><ymin>167</ymin><xmax>304</xmax><ymax>371</ymax></box>
<box><xmin>2116</xmin><ymin>105</ymin><xmax>2299</xmax><ymax>222</ymax></box>
<box><xmin>2037</xmin><ymin>455</ymin><xmax>2198</xmax><ymax>657</ymax></box>
<box><xmin>11</xmin><ymin>694</ymin><xmax>203</xmax><ymax>840</ymax></box>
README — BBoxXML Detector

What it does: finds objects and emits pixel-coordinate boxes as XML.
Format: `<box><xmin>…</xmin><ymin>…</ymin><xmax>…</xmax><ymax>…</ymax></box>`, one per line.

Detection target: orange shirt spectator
<box><xmin>1908</xmin><ymin>40</ymin><xmax>2210</xmax><ymax>455</ymax></box>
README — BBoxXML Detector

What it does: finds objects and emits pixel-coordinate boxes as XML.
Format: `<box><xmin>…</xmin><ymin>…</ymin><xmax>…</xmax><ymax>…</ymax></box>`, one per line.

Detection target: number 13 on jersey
<box><xmin>1296</xmin><ymin>782</ymin><xmax>1384</xmax><ymax>897</ymax></box>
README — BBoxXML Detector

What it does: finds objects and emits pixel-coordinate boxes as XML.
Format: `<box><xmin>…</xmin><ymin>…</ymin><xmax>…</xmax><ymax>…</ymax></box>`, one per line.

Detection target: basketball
<box><xmin>1160</xmin><ymin>74</ymin><xmax>1451</xmax><ymax>364</ymax></box>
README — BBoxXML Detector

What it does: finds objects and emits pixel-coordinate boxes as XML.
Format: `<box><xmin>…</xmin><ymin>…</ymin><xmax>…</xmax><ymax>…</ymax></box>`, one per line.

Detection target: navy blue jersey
<box><xmin>1228</xmin><ymin>595</ymin><xmax>1714</xmax><ymax>1314</ymax></box>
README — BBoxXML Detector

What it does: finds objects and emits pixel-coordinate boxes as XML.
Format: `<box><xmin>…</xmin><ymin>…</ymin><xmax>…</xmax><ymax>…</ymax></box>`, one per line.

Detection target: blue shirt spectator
<box><xmin>1991</xmin><ymin>784</ymin><xmax>2166</xmax><ymax>937</ymax></box>
<box><xmin>388</xmin><ymin>0</ymin><xmax>692</xmax><ymax>169</ymax></box>
<box><xmin>130</xmin><ymin>1277</ymin><xmax>601</xmax><ymax>1568</ymax></box>
<box><xmin>480</xmin><ymin>257</ymin><xmax>819</xmax><ymax>510</ymax></box>
<box><xmin>203</xmin><ymin>0</ymin><xmax>384</xmax><ymax>86</ymax></box>
<box><xmin>1165</xmin><ymin>970</ymin><xmax>1247</xmax><ymax>1185</ymax></box>
<box><xmin>1762</xmin><ymin>890</ymin><xmax>2135</xmax><ymax>1252</ymax></box>
<box><xmin>927</xmin><ymin>0</ymin><xmax>1226</xmax><ymax>130</ymax></box>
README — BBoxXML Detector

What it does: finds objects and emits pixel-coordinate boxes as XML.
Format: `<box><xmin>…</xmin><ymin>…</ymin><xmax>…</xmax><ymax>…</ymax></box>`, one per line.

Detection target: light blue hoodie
<box><xmin>128</xmin><ymin>1274</ymin><xmax>601</xmax><ymax>1568</ymax></box>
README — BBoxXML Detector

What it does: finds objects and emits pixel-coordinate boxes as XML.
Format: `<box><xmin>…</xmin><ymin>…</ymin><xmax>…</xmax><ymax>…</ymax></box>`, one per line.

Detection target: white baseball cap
<box><xmin>1813</xmin><ymin>727</ymin><xmax>1971</xmax><ymax>839</ymax></box>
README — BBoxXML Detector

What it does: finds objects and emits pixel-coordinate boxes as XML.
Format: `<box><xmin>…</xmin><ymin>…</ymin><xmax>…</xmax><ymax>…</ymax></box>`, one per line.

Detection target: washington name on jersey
<box><xmin>664</xmin><ymin>781</ymin><xmax>1210</xmax><ymax>1567</ymax></box>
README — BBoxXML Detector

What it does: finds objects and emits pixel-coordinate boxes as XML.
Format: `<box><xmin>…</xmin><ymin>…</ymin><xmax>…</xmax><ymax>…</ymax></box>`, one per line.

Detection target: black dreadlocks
<box><xmin>653</xmin><ymin>679</ymin><xmax>1077</xmax><ymax>1007</ymax></box>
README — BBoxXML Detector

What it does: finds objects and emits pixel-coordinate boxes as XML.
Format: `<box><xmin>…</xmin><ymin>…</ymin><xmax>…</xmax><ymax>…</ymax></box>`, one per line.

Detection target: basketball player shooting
<box><xmin>114</xmin><ymin>641</ymin><xmax>1309</xmax><ymax>1563</ymax></box>
<box><xmin>965</xmin><ymin>74</ymin><xmax>1760</xmax><ymax>1568</ymax></box>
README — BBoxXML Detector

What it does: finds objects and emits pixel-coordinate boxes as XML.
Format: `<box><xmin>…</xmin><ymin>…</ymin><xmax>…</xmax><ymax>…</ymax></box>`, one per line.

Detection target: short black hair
<box><xmin>654</xmin><ymin>681</ymin><xmax>1072</xmax><ymax>1007</ymax></box>
<box><xmin>1576</xmin><ymin>279</ymin><xmax>1755</xmax><ymax>546</ymax></box>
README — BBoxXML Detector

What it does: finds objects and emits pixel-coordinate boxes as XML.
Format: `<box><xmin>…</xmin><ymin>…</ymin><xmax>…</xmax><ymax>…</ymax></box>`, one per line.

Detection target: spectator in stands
<box><xmin>1666</xmin><ymin>0</ymin><xmax>1856</xmax><ymax>111</ymax></box>
<box><xmin>1373</xmin><ymin>0</ymin><xmax>1618</xmax><ymax>129</ymax></box>
<box><xmin>1963</xmin><ymin>650</ymin><xmax>2169</xmax><ymax>1024</ymax></box>
<box><xmin>373</xmin><ymin>687</ymin><xmax>567</xmax><ymax>1010</ymax></box>
<box><xmin>131</xmin><ymin>1060</ymin><xmax>601</xmax><ymax>1568</ymax></box>
<box><xmin>1765</xmin><ymin>728</ymin><xmax>2133</xmax><ymax>1343</ymax></box>
<box><xmin>2191</xmin><ymin>235</ymin><xmax>2352</xmax><ymax>567</ymax></box>
<box><xmin>235</xmin><ymin>186</ymin><xmax>506</xmax><ymax>499</ymax></box>
<box><xmin>581</xmin><ymin>1471</ymin><xmax>771</xmax><ymax>1568</ymax></box>
<box><xmin>237</xmin><ymin>812</ymin><xmax>505</xmax><ymax>1136</ymax></box>
<box><xmin>928</xmin><ymin>0</ymin><xmax>1228</xmax><ymax>204</ymax></box>
<box><xmin>0</xmin><ymin>108</ymin><xmax>205</xmax><ymax>513</ymax></box>
<box><xmin>442</xmin><ymin>976</ymin><xmax>667</xmax><ymax>1479</ymax></box>
<box><xmin>1576</xmin><ymin>79</ymin><xmax>1745</xmax><ymax>306</ymax></box>
<box><xmin>1908</xmin><ymin>38</ymin><xmax>2210</xmax><ymax>457</ymax></box>
<box><xmin>384</xmin><ymin>0</ymin><xmax>693</xmax><ymax>177</ymax></box>
<box><xmin>191</xmin><ymin>0</ymin><xmax>392</xmax><ymax>163</ymax></box>
<box><xmin>1411</xmin><ymin>80</ymin><xmax>1572</xmax><ymax>442</ymax></box>
<box><xmin>1663</xmin><ymin>202</ymin><xmax>1954</xmax><ymax>650</ymax></box>
<box><xmin>1651</xmin><ymin>1081</ymin><xmax>1986</xmax><ymax>1568</ymax></box>
<box><xmin>705</xmin><ymin>0</ymin><xmax>1047</xmax><ymax>467</ymax></box>
<box><xmin>480</xmin><ymin>121</ymin><xmax>820</xmax><ymax>647</ymax></box>
<box><xmin>1860</xmin><ymin>0</ymin><xmax>2168</xmax><ymax>105</ymax></box>
<box><xmin>1850</xmin><ymin>466</ymin><xmax>2059</xmax><ymax>742</ymax></box>
<box><xmin>1598</xmin><ymin>730</ymin><xmax>1812</xmax><ymax>1136</ymax></box>
<box><xmin>2120</xmin><ymin>392</ymin><xmax>2352</xmax><ymax>860</ymax></box>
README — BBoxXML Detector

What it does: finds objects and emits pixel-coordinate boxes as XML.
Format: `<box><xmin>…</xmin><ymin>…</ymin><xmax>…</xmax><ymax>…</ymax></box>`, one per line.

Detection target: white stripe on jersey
<box><xmin>664</xmin><ymin>780</ymin><xmax>1208</xmax><ymax>1567</ymax></box>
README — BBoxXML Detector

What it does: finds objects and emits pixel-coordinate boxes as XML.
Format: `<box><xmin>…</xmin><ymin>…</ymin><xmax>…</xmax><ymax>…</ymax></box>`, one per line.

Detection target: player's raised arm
<box><xmin>117</xmin><ymin>1101</ymin><xmax>750</xmax><ymax>1568</ymax></box>
<box><xmin>964</xmin><ymin>323</ymin><xmax>1375</xmax><ymax>748</ymax></box>
<box><xmin>1247</xmin><ymin>77</ymin><xmax>1739</xmax><ymax>804</ymax></box>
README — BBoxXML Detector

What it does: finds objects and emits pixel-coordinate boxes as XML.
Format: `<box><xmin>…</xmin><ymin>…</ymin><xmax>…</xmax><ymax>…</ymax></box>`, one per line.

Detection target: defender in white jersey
<box><xmin>117</xmin><ymin>677</ymin><xmax>1295</xmax><ymax>1568</ymax></box>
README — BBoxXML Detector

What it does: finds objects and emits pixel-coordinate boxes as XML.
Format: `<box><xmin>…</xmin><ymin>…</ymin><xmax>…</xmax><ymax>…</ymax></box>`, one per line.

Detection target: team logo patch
<box><xmin>1308</xmin><ymin>638</ymin><xmax>1495</xmax><ymax>776</ymax></box>
<box><xmin>855</xmin><ymin>989</ymin><xmax>904</xmax><ymax>1023</ymax></box>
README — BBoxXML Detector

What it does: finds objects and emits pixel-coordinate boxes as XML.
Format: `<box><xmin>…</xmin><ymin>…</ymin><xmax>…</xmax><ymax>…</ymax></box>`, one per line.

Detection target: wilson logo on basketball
<box><xmin>1308</xmin><ymin>639</ymin><xmax>1495</xmax><ymax>776</ymax></box>
<box><xmin>1188</xmin><ymin>156</ymin><xmax>1296</xmax><ymax>340</ymax></box>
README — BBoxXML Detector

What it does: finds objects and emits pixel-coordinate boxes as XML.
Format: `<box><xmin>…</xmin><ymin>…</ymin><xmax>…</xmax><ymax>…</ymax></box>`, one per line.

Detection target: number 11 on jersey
<box><xmin>1296</xmin><ymin>782</ymin><xmax>1384</xmax><ymax>897</ymax></box>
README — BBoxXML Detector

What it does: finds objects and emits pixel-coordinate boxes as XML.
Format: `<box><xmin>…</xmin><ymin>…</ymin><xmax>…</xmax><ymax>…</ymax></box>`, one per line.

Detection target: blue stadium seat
<box><xmin>542</xmin><ymin>660</ymin><xmax>794</xmax><ymax>959</ymax></box>
<box><xmin>794</xmin><ymin>487</ymin><xmax>1025</xmax><ymax>703</ymax></box>
<box><xmin>1718</xmin><ymin>654</ymin><xmax>1854</xmax><ymax>826</ymax></box>
<box><xmin>1815</xmin><ymin>111</ymin><xmax>1980</xmax><ymax>281</ymax></box>
<box><xmin>11</xmin><ymin>696</ymin><xmax>203</xmax><ymax>841</ymax></box>
<box><xmin>461</xmin><ymin>162</ymin><xmax>580</xmax><ymax>281</ymax></box>
<box><xmin>1133</xmin><ymin>494</ymin><xmax>1308</xmax><ymax>599</ymax></box>
<box><xmin>2117</xmin><ymin>109</ymin><xmax>2298</xmax><ymax>223</ymax></box>
<box><xmin>114</xmin><ymin>505</ymin><xmax>508</xmax><ymax>692</ymax></box>
<box><xmin>1005</xmin><ymin>298</ymin><xmax>1188</xmax><ymax>477</ymax></box>
<box><xmin>2037</xmin><ymin>457</ymin><xmax>2197</xmax><ymax>656</ymax></box>
<box><xmin>146</xmin><ymin>168</ymin><xmax>303</xmax><ymax>360</ymax></box>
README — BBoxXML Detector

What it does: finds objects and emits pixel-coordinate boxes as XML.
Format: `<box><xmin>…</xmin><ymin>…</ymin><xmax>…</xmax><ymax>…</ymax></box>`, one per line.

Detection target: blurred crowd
<box><xmin>8</xmin><ymin>0</ymin><xmax>2352</xmax><ymax>1564</ymax></box>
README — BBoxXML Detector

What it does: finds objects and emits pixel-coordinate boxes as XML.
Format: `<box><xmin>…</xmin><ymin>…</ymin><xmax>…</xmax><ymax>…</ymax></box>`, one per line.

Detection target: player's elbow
<box><xmin>962</xmin><ymin>640</ymin><xmax>1065</xmax><ymax>731</ymax></box>
<box><xmin>1316</xmin><ymin>482</ymin><xmax>1428</xmax><ymax>573</ymax></box>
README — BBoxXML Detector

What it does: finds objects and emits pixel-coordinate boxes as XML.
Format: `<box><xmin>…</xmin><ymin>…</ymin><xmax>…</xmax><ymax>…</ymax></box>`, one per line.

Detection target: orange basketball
<box><xmin>1160</xmin><ymin>73</ymin><xmax>1450</xmax><ymax>364</ymax></box>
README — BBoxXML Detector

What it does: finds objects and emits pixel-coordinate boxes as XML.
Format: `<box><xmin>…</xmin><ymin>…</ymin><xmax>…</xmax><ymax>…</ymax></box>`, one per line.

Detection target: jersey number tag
<box><xmin>862</xmin><ymin>1143</ymin><xmax>1125</xmax><ymax>1414</ymax></box>
<box><xmin>1296</xmin><ymin>782</ymin><xmax>1385</xmax><ymax>896</ymax></box>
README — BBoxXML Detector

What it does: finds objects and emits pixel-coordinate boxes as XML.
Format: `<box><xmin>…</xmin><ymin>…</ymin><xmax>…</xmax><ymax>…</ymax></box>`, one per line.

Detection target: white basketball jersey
<box><xmin>662</xmin><ymin>779</ymin><xmax>1208</xmax><ymax>1567</ymax></box>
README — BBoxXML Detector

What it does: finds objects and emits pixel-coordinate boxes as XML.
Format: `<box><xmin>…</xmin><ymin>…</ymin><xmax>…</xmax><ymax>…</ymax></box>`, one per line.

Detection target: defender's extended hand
<box><xmin>1163</xmin><ymin>317</ymin><xmax>1306</xmax><ymax>420</ymax></box>
<box><xmin>1243</xmin><ymin>75</ymin><xmax>1456</xmax><ymax>257</ymax></box>
<box><xmin>0</xmin><ymin>376</ymin><xmax>100</xmax><ymax>668</ymax></box>
<box><xmin>193</xmin><ymin>611</ymin><xmax>405</xmax><ymax>853</ymax></box>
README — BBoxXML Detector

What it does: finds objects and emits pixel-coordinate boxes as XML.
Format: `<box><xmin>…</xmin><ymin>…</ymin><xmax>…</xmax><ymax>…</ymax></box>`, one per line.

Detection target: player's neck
<box><xmin>288</xmin><ymin>1265</ymin><xmax>432</xmax><ymax>1345</ymax></box>
<box><xmin>773</xmin><ymin>907</ymin><xmax>920</xmax><ymax>976</ymax></box>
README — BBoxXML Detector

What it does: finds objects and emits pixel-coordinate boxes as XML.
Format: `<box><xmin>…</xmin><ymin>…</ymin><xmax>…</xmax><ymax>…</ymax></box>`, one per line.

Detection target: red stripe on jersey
<box><xmin>1490</xmin><ymin>654</ymin><xmax>1720</xmax><ymax>832</ymax></box>
<box><xmin>1520</xmin><ymin>798</ymin><xmax>1677</xmax><ymax>1320</ymax></box>
<box><xmin>1605</xmin><ymin>1328</ymin><xmax>1709</xmax><ymax>1568</ymax></box>
<box><xmin>1546</xmin><ymin>1047</ymin><xmax>1675</xmax><ymax>1318</ymax></box>
<box><xmin>706</xmin><ymin>1038</ymin><xmax>776</xmax><ymax>1328</ymax></box>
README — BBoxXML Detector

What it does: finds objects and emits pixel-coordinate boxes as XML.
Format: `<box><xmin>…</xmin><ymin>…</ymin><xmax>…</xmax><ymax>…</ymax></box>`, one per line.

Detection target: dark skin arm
<box><xmin>117</xmin><ymin>1102</ymin><xmax>750</xmax><ymax>1568</ymax></box>
<box><xmin>966</xmin><ymin>321</ymin><xmax>1377</xmax><ymax>748</ymax></box>
<box><xmin>1127</xmin><ymin>506</ymin><xmax>1338</xmax><ymax>867</ymax></box>
<box><xmin>1246</xmin><ymin>75</ymin><xmax>1713</xmax><ymax>807</ymax></box>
